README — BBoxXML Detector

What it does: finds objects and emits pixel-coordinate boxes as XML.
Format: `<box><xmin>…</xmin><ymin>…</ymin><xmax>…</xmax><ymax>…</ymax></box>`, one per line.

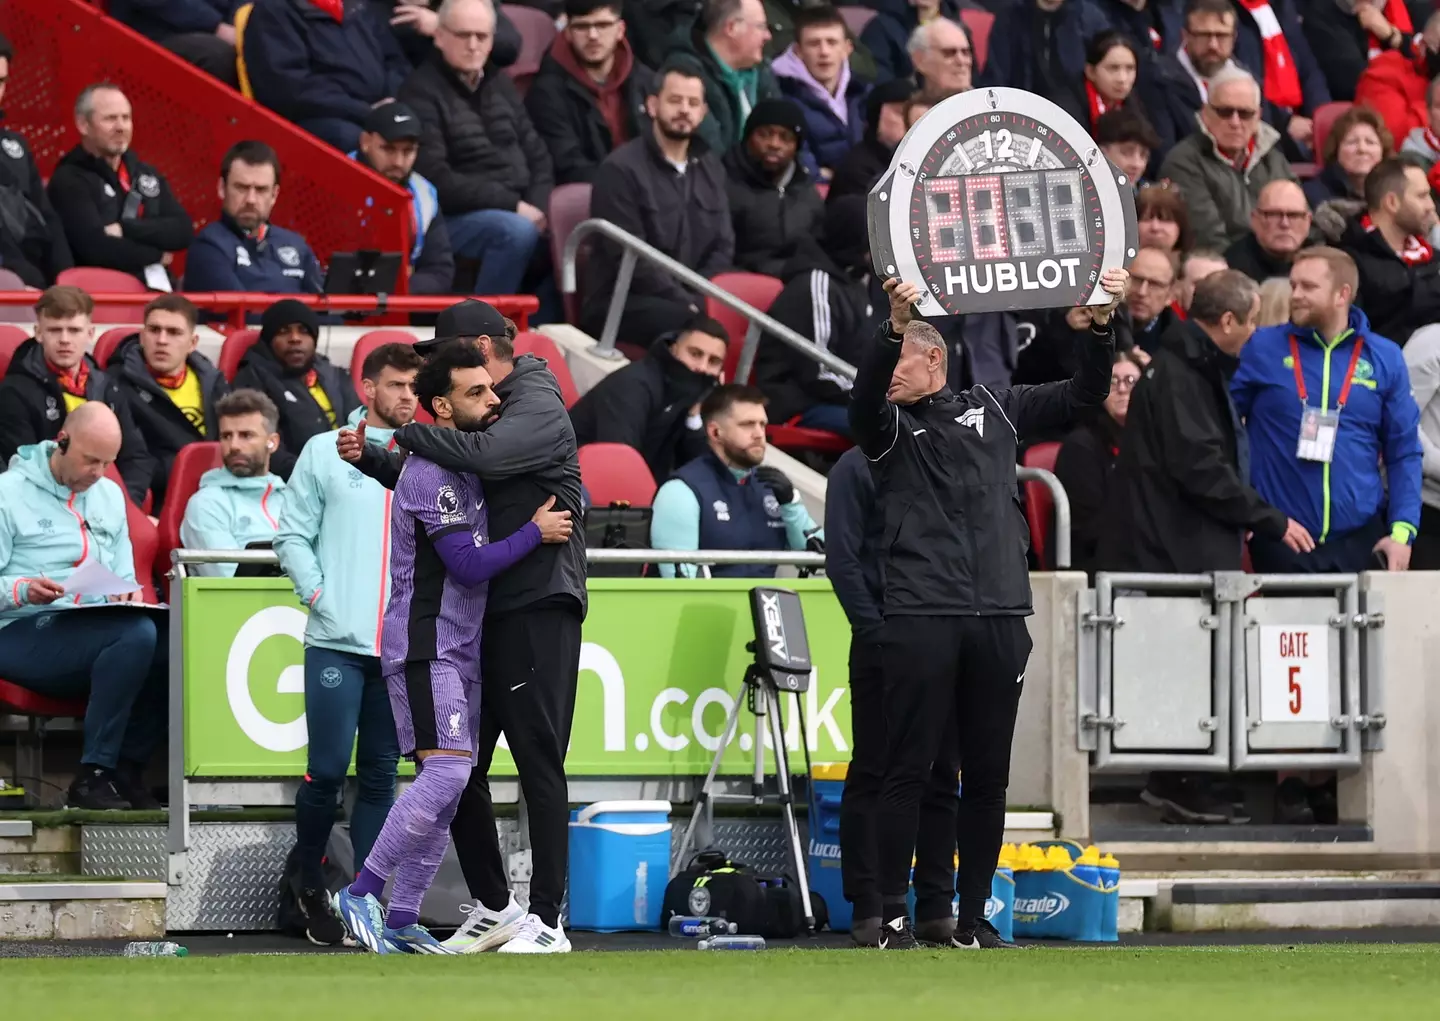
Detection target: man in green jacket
<box><xmin>179</xmin><ymin>389</ymin><xmax>286</xmax><ymax>579</ymax></box>
<box><xmin>1159</xmin><ymin>67</ymin><xmax>1298</xmax><ymax>252</ymax></box>
<box><xmin>274</xmin><ymin>341</ymin><xmax>423</xmax><ymax>947</ymax></box>
<box><xmin>679</xmin><ymin>0</ymin><xmax>781</xmax><ymax>153</ymax></box>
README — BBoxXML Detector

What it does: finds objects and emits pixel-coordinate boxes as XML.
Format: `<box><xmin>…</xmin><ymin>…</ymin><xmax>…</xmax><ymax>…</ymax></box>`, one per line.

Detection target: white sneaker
<box><xmin>441</xmin><ymin>893</ymin><xmax>526</xmax><ymax>954</ymax></box>
<box><xmin>496</xmin><ymin>913</ymin><xmax>572</xmax><ymax>954</ymax></box>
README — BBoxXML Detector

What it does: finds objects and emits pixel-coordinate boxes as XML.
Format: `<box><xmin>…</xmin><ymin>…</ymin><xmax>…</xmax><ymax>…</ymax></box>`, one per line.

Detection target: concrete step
<box><xmin>1114</xmin><ymin>873</ymin><xmax>1440</xmax><ymax>932</ymax></box>
<box><xmin>0</xmin><ymin>879</ymin><xmax>165</xmax><ymax>939</ymax></box>
<box><xmin>0</xmin><ymin>821</ymin><xmax>80</xmax><ymax>876</ymax></box>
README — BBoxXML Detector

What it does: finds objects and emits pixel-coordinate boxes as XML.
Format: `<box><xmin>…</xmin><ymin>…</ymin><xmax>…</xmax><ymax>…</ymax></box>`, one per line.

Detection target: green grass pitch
<box><xmin>4</xmin><ymin>944</ymin><xmax>1438</xmax><ymax>1020</ymax></box>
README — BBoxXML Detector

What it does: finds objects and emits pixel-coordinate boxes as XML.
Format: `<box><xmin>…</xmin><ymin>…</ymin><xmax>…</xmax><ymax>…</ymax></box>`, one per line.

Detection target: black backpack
<box><xmin>584</xmin><ymin>504</ymin><xmax>653</xmax><ymax>578</ymax></box>
<box><xmin>662</xmin><ymin>850</ymin><xmax>827</xmax><ymax>937</ymax></box>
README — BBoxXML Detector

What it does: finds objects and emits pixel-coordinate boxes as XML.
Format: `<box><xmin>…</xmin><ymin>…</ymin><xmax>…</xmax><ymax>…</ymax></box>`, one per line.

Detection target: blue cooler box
<box><xmin>1013</xmin><ymin>868</ymin><xmax>1106</xmax><ymax>941</ymax></box>
<box><xmin>567</xmin><ymin>800</ymin><xmax>672</xmax><ymax>932</ymax></box>
<box><xmin>808</xmin><ymin>773</ymin><xmax>849</xmax><ymax>931</ymax></box>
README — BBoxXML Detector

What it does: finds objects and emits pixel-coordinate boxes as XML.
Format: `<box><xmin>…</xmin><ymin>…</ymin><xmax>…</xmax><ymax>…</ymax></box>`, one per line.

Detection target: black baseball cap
<box><xmin>362</xmin><ymin>102</ymin><xmax>422</xmax><ymax>142</ymax></box>
<box><xmin>415</xmin><ymin>299</ymin><xmax>511</xmax><ymax>354</ymax></box>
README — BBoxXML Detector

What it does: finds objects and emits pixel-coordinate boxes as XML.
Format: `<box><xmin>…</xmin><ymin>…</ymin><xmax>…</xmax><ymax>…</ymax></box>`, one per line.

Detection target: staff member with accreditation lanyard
<box><xmin>853</xmin><ymin>268</ymin><xmax>1128</xmax><ymax>950</ymax></box>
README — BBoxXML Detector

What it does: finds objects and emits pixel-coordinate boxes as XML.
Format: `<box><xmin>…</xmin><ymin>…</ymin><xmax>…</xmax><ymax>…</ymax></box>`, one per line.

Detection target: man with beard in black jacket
<box><xmin>759</xmin><ymin>195</ymin><xmax>875</xmax><ymax>435</ymax></box>
<box><xmin>339</xmin><ymin>297</ymin><xmax>587</xmax><ymax>955</ymax></box>
<box><xmin>1336</xmin><ymin>157</ymin><xmax>1440</xmax><ymax>346</ymax></box>
<box><xmin>568</xmin><ymin>314</ymin><xmax>726</xmax><ymax>479</ymax></box>
<box><xmin>583</xmin><ymin>60</ymin><xmax>734</xmax><ymax>343</ymax></box>
<box><xmin>46</xmin><ymin>84</ymin><xmax>192</xmax><ymax>287</ymax></box>
<box><xmin>0</xmin><ymin>286</ymin><xmax>153</xmax><ymax>506</ymax></box>
<box><xmin>723</xmin><ymin>98</ymin><xmax>823</xmax><ymax>277</ymax></box>
<box><xmin>111</xmin><ymin>295</ymin><xmax>230</xmax><ymax>512</ymax></box>
<box><xmin>854</xmin><ymin>267</ymin><xmax>1126</xmax><ymax>951</ymax></box>
<box><xmin>232</xmin><ymin>300</ymin><xmax>360</xmax><ymax>479</ymax></box>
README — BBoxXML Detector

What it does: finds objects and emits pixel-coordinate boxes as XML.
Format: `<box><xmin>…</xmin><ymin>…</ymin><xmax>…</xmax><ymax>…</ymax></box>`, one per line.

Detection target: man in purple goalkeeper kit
<box><xmin>336</xmin><ymin>342</ymin><xmax>574</xmax><ymax>954</ymax></box>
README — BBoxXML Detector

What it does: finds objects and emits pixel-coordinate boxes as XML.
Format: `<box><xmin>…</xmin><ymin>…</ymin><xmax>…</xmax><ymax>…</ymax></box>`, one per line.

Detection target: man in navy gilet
<box><xmin>650</xmin><ymin>383</ymin><xmax>820</xmax><ymax>577</ymax></box>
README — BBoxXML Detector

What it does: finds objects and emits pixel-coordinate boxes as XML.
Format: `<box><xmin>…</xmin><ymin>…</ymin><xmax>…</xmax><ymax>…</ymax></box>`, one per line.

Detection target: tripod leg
<box><xmin>678</xmin><ymin>680</ymin><xmax>748</xmax><ymax>867</ymax></box>
<box><xmin>751</xmin><ymin>671</ymin><xmax>766</xmax><ymax>804</ymax></box>
<box><xmin>766</xmin><ymin>687</ymin><xmax>816</xmax><ymax>933</ymax></box>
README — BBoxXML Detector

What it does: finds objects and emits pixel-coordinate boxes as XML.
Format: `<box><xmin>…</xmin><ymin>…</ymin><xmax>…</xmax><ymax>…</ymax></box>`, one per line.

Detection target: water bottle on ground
<box><xmin>697</xmin><ymin>935</ymin><xmax>766</xmax><ymax>950</ymax></box>
<box><xmin>668</xmin><ymin>915</ymin><xmax>739</xmax><ymax>938</ymax></box>
<box><xmin>123</xmin><ymin>942</ymin><xmax>188</xmax><ymax>957</ymax></box>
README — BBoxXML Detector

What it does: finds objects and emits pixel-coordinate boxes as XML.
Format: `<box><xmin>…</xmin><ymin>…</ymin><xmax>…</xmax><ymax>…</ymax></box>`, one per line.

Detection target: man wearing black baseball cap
<box><xmin>723</xmin><ymin>97</ymin><xmax>824</xmax><ymax>277</ymax></box>
<box><xmin>339</xmin><ymin>297</ymin><xmax>587</xmax><ymax>954</ymax></box>
<box><xmin>232</xmin><ymin>298</ymin><xmax>358</xmax><ymax>477</ymax></box>
<box><xmin>355</xmin><ymin>103</ymin><xmax>455</xmax><ymax>296</ymax></box>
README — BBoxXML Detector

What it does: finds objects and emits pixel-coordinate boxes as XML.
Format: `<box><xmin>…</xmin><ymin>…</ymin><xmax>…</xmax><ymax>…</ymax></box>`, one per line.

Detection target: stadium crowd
<box><xmin>1</xmin><ymin>0</ymin><xmax>1440</xmax><ymax>870</ymax></box>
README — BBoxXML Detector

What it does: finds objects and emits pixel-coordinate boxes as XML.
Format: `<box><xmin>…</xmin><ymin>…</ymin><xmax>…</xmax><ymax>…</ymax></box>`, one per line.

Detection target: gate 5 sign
<box><xmin>1258</xmin><ymin>625</ymin><xmax>1332</xmax><ymax>723</ymax></box>
<box><xmin>868</xmin><ymin>87</ymin><xmax>1138</xmax><ymax>317</ymax></box>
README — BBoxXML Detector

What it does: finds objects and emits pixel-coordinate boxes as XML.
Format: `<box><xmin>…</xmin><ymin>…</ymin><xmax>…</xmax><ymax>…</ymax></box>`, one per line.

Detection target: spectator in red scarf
<box><xmin>1337</xmin><ymin>156</ymin><xmax>1440</xmax><ymax>345</ymax></box>
<box><xmin>1084</xmin><ymin>31</ymin><xmax>1140</xmax><ymax>132</ymax></box>
<box><xmin>1302</xmin><ymin>0</ymin><xmax>1416</xmax><ymax>103</ymax></box>
<box><xmin>1355</xmin><ymin>11</ymin><xmax>1440</xmax><ymax>148</ymax></box>
<box><xmin>1159</xmin><ymin>67</ymin><xmax>1297</xmax><ymax>251</ymax></box>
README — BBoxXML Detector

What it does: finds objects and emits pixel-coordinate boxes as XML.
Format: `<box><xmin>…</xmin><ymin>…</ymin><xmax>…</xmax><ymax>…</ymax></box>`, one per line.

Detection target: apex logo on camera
<box><xmin>1013</xmin><ymin>892</ymin><xmax>1070</xmax><ymax>923</ymax></box>
<box><xmin>761</xmin><ymin>591</ymin><xmax>788</xmax><ymax>664</ymax></box>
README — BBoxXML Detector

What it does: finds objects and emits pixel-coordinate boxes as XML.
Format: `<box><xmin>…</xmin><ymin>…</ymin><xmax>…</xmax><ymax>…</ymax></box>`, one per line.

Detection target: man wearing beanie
<box><xmin>723</xmin><ymin>98</ymin><xmax>824</xmax><ymax>277</ymax></box>
<box><xmin>232</xmin><ymin>298</ymin><xmax>359</xmax><ymax>478</ymax></box>
<box><xmin>758</xmin><ymin>195</ymin><xmax>878</xmax><ymax>436</ymax></box>
<box><xmin>827</xmin><ymin>78</ymin><xmax>915</xmax><ymax>204</ymax></box>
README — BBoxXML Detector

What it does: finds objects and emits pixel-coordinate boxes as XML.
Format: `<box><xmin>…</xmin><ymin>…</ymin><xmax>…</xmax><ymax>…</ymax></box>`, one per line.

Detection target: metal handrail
<box><xmin>171</xmin><ymin>548</ymin><xmax>827</xmax><ymax>568</ymax></box>
<box><xmin>560</xmin><ymin>217</ymin><xmax>857</xmax><ymax>383</ymax></box>
<box><xmin>1019</xmin><ymin>467</ymin><xmax>1073</xmax><ymax>570</ymax></box>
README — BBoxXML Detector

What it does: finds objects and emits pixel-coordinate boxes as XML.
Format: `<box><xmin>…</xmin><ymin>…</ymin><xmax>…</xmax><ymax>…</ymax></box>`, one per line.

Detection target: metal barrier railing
<box><xmin>560</xmin><ymin>217</ymin><xmax>857</xmax><ymax>384</ymax></box>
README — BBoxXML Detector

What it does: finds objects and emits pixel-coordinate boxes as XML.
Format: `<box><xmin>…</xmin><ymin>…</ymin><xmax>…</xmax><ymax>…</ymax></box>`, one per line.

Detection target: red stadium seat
<box><xmin>838</xmin><ymin>5</ymin><xmax>877</xmax><ymax>36</ymax></box>
<box><xmin>1311</xmin><ymin>101</ymin><xmax>1353</xmax><ymax>167</ymax></box>
<box><xmin>767</xmin><ymin>418</ymin><xmax>852</xmax><ymax>458</ymax></box>
<box><xmin>578</xmin><ymin>443</ymin><xmax>658</xmax><ymax>508</ymax></box>
<box><xmin>0</xmin><ymin>267</ymin><xmax>29</xmax><ymax>291</ymax></box>
<box><xmin>93</xmin><ymin>326</ymin><xmax>136</xmax><ymax>369</ymax></box>
<box><xmin>548</xmin><ymin>183</ymin><xmax>592</xmax><ymax>324</ymax></box>
<box><xmin>513</xmin><ymin>331</ymin><xmax>579</xmax><ymax>408</ymax></box>
<box><xmin>0</xmin><ymin>679</ymin><xmax>86</xmax><ymax>721</ymax></box>
<box><xmin>502</xmin><ymin>4</ymin><xmax>556</xmax><ymax>85</ymax></box>
<box><xmin>959</xmin><ymin>9</ymin><xmax>994</xmax><ymax>73</ymax></box>
<box><xmin>103</xmin><ymin>462</ymin><xmax>153</xmax><ymax>515</ymax></box>
<box><xmin>0</xmin><ymin>324</ymin><xmax>30</xmax><ymax>375</ymax></box>
<box><xmin>0</xmin><ymin>268</ymin><xmax>35</xmax><ymax>324</ymax></box>
<box><xmin>156</xmin><ymin>442</ymin><xmax>222</xmax><ymax>585</ymax></box>
<box><xmin>56</xmin><ymin>267</ymin><xmax>149</xmax><ymax>323</ymax></box>
<box><xmin>1022</xmin><ymin>441</ymin><xmax>1061</xmax><ymax>569</ymax></box>
<box><xmin>706</xmin><ymin>272</ymin><xmax>784</xmax><ymax>384</ymax></box>
<box><xmin>218</xmin><ymin>329</ymin><xmax>261</xmax><ymax>383</ymax></box>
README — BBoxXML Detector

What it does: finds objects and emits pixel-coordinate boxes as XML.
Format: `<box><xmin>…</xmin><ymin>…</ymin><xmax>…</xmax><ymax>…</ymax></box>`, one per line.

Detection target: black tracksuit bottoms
<box><xmin>450</xmin><ymin>602</ymin><xmax>582</xmax><ymax>929</ymax></box>
<box><xmin>876</xmin><ymin>614</ymin><xmax>1032</xmax><ymax>926</ymax></box>
<box><xmin>840</xmin><ymin>632</ymin><xmax>962</xmax><ymax>922</ymax></box>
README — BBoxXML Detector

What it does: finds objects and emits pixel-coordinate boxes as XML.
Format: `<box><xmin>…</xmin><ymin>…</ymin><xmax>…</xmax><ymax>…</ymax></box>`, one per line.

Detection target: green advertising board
<box><xmin>181</xmin><ymin>577</ymin><xmax>854</xmax><ymax>777</ymax></box>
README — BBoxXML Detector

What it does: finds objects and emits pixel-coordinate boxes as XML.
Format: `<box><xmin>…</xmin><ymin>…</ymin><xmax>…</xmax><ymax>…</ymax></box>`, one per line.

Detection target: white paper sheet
<box><xmin>61</xmin><ymin>560</ymin><xmax>142</xmax><ymax>597</ymax></box>
<box><xmin>143</xmin><ymin>263</ymin><xmax>172</xmax><ymax>292</ymax></box>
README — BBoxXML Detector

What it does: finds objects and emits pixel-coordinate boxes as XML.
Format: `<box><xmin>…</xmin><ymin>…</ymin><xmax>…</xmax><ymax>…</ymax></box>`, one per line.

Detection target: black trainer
<box><xmin>299</xmin><ymin>887</ymin><xmax>347</xmax><ymax>946</ymax></box>
<box><xmin>915</xmin><ymin>916</ymin><xmax>956</xmax><ymax>945</ymax></box>
<box><xmin>67</xmin><ymin>767</ymin><xmax>130</xmax><ymax>810</ymax></box>
<box><xmin>952</xmin><ymin>917</ymin><xmax>1024</xmax><ymax>949</ymax></box>
<box><xmin>877</xmin><ymin>916</ymin><xmax>919</xmax><ymax>950</ymax></box>
<box><xmin>850</xmin><ymin>917</ymin><xmax>883</xmax><ymax>948</ymax></box>
<box><xmin>113</xmin><ymin>762</ymin><xmax>162</xmax><ymax>811</ymax></box>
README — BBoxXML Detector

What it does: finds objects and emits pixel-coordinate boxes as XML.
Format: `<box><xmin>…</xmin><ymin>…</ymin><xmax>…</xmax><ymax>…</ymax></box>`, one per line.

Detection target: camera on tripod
<box><xmin>747</xmin><ymin>587</ymin><xmax>812</xmax><ymax>694</ymax></box>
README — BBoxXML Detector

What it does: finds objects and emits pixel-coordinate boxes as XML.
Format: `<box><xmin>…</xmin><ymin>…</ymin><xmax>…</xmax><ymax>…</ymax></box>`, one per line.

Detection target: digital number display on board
<box><xmin>868</xmin><ymin>89</ymin><xmax>1139</xmax><ymax>317</ymax></box>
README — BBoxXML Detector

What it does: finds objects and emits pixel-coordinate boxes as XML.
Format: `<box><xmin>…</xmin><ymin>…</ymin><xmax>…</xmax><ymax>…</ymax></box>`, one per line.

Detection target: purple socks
<box><xmin>346</xmin><ymin>753</ymin><xmax>471</xmax><ymax>927</ymax></box>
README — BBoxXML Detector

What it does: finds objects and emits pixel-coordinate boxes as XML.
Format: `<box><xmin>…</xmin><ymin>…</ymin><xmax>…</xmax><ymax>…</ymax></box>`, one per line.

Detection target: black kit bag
<box><xmin>661</xmin><ymin>850</ymin><xmax>825</xmax><ymax>938</ymax></box>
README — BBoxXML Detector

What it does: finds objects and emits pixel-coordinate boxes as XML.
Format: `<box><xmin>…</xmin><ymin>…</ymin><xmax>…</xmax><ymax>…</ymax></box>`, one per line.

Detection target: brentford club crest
<box><xmin>868</xmin><ymin>87</ymin><xmax>1138</xmax><ymax>317</ymax></box>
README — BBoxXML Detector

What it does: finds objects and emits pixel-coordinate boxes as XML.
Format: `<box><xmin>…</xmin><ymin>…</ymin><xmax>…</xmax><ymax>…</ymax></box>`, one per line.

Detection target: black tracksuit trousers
<box><xmin>875</xmin><ymin>615</ymin><xmax>1032</xmax><ymax>926</ymax></box>
<box><xmin>449</xmin><ymin>603</ymin><xmax>582</xmax><ymax>929</ymax></box>
<box><xmin>840</xmin><ymin>633</ymin><xmax>962</xmax><ymax>922</ymax></box>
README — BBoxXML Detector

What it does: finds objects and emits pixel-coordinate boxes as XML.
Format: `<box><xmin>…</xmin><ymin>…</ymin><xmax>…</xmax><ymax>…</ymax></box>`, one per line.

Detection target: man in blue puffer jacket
<box><xmin>273</xmin><ymin>341</ymin><xmax>422</xmax><ymax>946</ymax></box>
<box><xmin>772</xmin><ymin>6</ymin><xmax>869</xmax><ymax>180</ymax></box>
<box><xmin>0</xmin><ymin>404</ymin><xmax>166</xmax><ymax>811</ymax></box>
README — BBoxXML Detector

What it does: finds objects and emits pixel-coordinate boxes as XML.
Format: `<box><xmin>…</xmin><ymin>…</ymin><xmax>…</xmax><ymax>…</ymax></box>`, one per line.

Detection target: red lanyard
<box><xmin>1288</xmin><ymin>334</ymin><xmax>1364</xmax><ymax>410</ymax></box>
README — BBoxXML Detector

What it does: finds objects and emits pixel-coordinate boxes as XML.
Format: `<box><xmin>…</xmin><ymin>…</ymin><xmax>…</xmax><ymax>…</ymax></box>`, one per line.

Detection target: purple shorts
<box><xmin>386</xmin><ymin>662</ymin><xmax>480</xmax><ymax>757</ymax></box>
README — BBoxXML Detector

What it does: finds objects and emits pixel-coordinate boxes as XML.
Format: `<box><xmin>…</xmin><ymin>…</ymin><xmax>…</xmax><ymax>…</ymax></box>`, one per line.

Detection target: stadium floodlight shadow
<box><xmin>676</xmin><ymin>586</ymin><xmax>816</xmax><ymax>934</ymax></box>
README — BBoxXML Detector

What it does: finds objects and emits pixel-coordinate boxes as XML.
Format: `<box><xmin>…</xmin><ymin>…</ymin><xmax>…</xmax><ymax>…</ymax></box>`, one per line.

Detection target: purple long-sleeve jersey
<box><xmin>381</xmin><ymin>455</ymin><xmax>541</xmax><ymax>679</ymax></box>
